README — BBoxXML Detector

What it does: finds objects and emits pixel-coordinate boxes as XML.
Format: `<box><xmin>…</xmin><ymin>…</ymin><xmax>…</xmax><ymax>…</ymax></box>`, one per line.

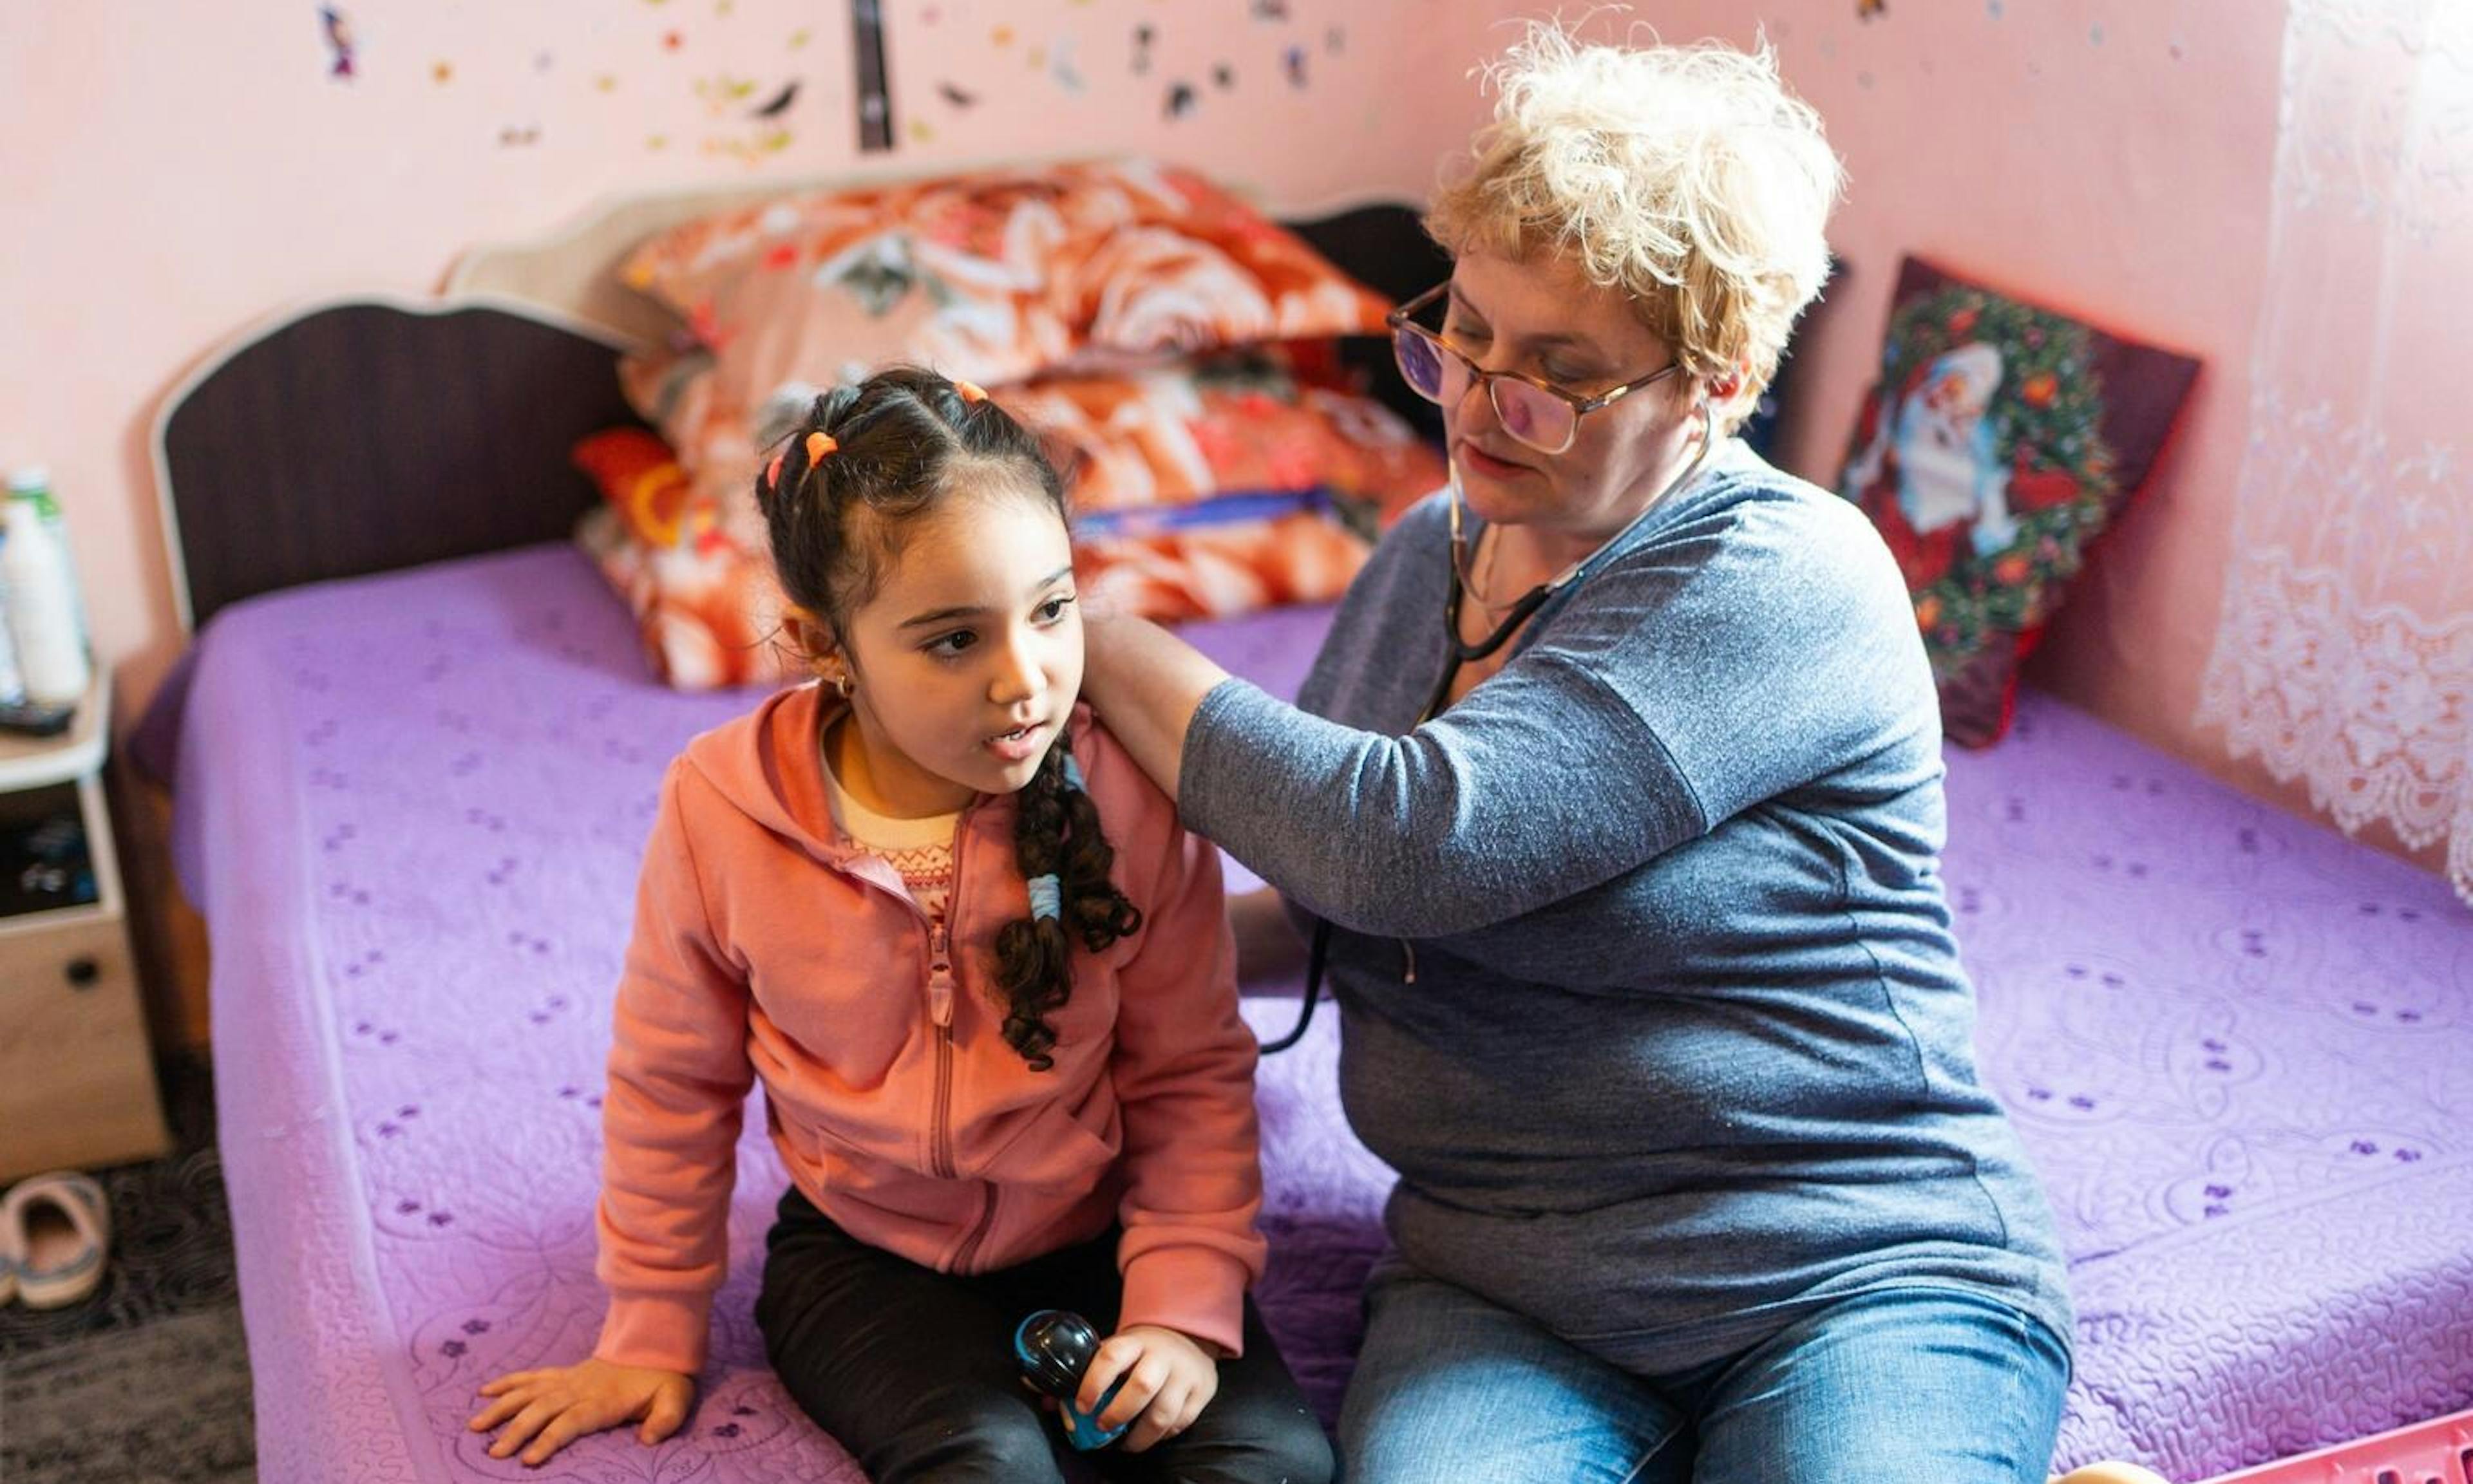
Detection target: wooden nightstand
<box><xmin>0</xmin><ymin>665</ymin><xmax>171</xmax><ymax>1180</ymax></box>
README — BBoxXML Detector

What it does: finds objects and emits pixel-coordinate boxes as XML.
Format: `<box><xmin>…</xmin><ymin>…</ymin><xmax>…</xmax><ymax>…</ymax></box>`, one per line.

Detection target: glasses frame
<box><xmin>1386</xmin><ymin>281</ymin><xmax>1685</xmax><ymax>456</ymax></box>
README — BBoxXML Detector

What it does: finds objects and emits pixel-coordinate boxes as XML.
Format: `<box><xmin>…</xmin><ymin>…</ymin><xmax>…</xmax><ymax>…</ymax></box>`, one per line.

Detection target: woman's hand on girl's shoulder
<box><xmin>468</xmin><ymin>1357</ymin><xmax>696</xmax><ymax>1466</ymax></box>
<box><xmin>1078</xmin><ymin>1322</ymin><xmax>1222</xmax><ymax>1454</ymax></box>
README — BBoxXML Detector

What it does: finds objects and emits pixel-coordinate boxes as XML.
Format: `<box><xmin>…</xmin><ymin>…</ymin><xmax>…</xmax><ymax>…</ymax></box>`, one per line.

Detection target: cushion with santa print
<box><xmin>1835</xmin><ymin>256</ymin><xmax>2199</xmax><ymax>747</ymax></box>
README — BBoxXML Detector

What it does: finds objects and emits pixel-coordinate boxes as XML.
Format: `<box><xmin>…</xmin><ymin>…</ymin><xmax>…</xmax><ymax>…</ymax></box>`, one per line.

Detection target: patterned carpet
<box><xmin>0</xmin><ymin>1055</ymin><xmax>256</xmax><ymax>1483</ymax></box>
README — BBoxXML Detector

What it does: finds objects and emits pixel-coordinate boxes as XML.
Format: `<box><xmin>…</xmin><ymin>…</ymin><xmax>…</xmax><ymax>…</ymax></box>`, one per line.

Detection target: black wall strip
<box><xmin>851</xmin><ymin>0</ymin><xmax>894</xmax><ymax>152</ymax></box>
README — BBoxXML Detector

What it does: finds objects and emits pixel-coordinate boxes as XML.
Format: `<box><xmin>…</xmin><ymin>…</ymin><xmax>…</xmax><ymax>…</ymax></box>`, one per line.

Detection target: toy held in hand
<box><xmin>1013</xmin><ymin>1310</ymin><xmax>1130</xmax><ymax>1451</ymax></box>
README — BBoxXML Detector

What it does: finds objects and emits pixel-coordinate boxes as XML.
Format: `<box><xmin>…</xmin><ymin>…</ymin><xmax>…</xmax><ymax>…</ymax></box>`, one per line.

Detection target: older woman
<box><xmin>1082</xmin><ymin>25</ymin><xmax>2072</xmax><ymax>1484</ymax></box>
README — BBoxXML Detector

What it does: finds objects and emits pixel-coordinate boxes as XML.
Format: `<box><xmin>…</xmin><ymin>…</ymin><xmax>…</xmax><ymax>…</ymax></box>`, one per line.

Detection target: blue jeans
<box><xmin>1339</xmin><ymin>1264</ymin><xmax>2070</xmax><ymax>1484</ymax></box>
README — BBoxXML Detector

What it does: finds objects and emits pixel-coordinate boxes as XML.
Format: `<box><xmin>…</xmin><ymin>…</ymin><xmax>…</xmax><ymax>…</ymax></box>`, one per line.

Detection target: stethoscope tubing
<box><xmin>1262</xmin><ymin>403</ymin><xmax>1720</xmax><ymax>1055</ymax></box>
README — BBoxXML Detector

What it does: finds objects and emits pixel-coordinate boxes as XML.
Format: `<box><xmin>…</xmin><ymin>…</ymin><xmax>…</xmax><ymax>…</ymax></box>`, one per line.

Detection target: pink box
<box><xmin>2204</xmin><ymin>1410</ymin><xmax>2473</xmax><ymax>1483</ymax></box>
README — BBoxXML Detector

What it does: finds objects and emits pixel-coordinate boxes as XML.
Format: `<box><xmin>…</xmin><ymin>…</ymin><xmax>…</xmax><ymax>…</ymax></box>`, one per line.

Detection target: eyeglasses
<box><xmin>1387</xmin><ymin>282</ymin><xmax>1683</xmax><ymax>456</ymax></box>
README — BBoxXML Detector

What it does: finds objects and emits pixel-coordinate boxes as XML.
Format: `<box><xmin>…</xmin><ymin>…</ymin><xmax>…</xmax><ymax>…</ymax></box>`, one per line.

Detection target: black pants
<box><xmin>755</xmin><ymin>1186</ymin><xmax>1334</xmax><ymax>1484</ymax></box>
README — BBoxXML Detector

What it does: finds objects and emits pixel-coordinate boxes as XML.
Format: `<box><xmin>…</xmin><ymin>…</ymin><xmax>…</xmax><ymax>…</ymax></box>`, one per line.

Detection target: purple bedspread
<box><xmin>167</xmin><ymin>544</ymin><xmax>2472</xmax><ymax>1483</ymax></box>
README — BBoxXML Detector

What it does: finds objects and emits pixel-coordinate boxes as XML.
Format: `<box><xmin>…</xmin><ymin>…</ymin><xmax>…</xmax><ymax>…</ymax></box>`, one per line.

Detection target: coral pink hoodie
<box><xmin>591</xmin><ymin>686</ymin><xmax>1265</xmax><ymax>1376</ymax></box>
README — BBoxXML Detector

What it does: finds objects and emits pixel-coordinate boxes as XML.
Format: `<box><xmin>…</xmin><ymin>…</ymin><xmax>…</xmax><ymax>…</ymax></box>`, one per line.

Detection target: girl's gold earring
<box><xmin>833</xmin><ymin>672</ymin><xmax>855</xmax><ymax>700</ymax></box>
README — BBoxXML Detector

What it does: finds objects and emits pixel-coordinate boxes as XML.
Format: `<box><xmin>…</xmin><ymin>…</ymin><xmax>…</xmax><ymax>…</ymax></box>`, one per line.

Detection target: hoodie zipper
<box><xmin>926</xmin><ymin>814</ymin><xmax>973</xmax><ymax>1181</ymax></box>
<box><xmin>928</xmin><ymin>920</ymin><xmax>958</xmax><ymax>1178</ymax></box>
<box><xmin>928</xmin><ymin>812</ymin><xmax>998</xmax><ymax>1273</ymax></box>
<box><xmin>817</xmin><ymin>713</ymin><xmax>998</xmax><ymax>1272</ymax></box>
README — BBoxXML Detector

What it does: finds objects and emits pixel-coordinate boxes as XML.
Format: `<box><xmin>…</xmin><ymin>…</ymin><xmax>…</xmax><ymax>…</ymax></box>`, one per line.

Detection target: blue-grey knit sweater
<box><xmin>1180</xmin><ymin>440</ymin><xmax>2073</xmax><ymax>1375</ymax></box>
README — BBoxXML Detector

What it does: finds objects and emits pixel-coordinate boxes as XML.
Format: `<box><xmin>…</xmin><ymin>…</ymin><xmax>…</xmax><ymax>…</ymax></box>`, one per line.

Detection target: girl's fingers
<box><xmin>468</xmin><ymin>1389</ymin><xmax>535</xmax><ymax>1432</ymax></box>
<box><xmin>1076</xmin><ymin>1337</ymin><xmax>1142</xmax><ymax>1414</ymax></box>
<box><xmin>486</xmin><ymin>1398</ymin><xmax>562</xmax><ymax>1460</ymax></box>
<box><xmin>520</xmin><ymin>1407</ymin><xmax>599</xmax><ymax>1467</ymax></box>
<box><xmin>1121</xmin><ymin>1382</ymin><xmax>1189</xmax><ymax>1454</ymax></box>
<box><xmin>640</xmin><ymin>1386</ymin><xmax>692</xmax><ymax>1444</ymax></box>
<box><xmin>1154</xmin><ymin>1380</ymin><xmax>1197</xmax><ymax>1440</ymax></box>
<box><xmin>1096</xmin><ymin>1354</ymin><xmax>1171</xmax><ymax>1433</ymax></box>
<box><xmin>1092</xmin><ymin>1368</ymin><xmax>1152</xmax><ymax>1431</ymax></box>
<box><xmin>1128</xmin><ymin>1395</ymin><xmax>1182</xmax><ymax>1444</ymax></box>
<box><xmin>477</xmin><ymin>1372</ymin><xmax>536</xmax><ymax>1399</ymax></box>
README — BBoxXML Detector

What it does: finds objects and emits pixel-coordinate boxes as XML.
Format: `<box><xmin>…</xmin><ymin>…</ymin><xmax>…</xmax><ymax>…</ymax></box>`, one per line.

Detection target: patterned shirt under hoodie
<box><xmin>820</xmin><ymin>735</ymin><xmax>960</xmax><ymax>921</ymax></box>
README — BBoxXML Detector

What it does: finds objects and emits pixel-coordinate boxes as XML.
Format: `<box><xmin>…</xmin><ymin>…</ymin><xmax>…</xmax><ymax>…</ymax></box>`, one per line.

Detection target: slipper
<box><xmin>2</xmin><ymin>1170</ymin><xmax>110</xmax><ymax>1310</ymax></box>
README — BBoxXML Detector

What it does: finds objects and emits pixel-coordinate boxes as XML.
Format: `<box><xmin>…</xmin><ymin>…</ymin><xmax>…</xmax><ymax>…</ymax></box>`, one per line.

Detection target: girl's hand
<box><xmin>1077</xmin><ymin>1323</ymin><xmax>1221</xmax><ymax>1454</ymax></box>
<box><xmin>468</xmin><ymin>1358</ymin><xmax>695</xmax><ymax>1467</ymax></box>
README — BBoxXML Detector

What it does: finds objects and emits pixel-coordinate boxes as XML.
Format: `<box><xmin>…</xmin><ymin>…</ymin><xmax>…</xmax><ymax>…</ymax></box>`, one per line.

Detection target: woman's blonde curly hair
<box><xmin>1426</xmin><ymin>23</ymin><xmax>1844</xmax><ymax>422</ymax></box>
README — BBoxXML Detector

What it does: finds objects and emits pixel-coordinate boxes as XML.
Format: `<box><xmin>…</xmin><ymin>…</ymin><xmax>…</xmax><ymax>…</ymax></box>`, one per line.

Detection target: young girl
<box><xmin>468</xmin><ymin>368</ymin><xmax>1332</xmax><ymax>1484</ymax></box>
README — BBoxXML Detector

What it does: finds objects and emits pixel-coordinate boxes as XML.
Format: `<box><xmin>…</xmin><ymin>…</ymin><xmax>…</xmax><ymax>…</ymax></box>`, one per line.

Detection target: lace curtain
<box><xmin>2198</xmin><ymin>0</ymin><xmax>2473</xmax><ymax>905</ymax></box>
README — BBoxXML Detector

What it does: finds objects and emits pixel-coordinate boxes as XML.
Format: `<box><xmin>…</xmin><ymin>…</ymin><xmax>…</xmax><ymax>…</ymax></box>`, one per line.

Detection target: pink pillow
<box><xmin>618</xmin><ymin>159</ymin><xmax>1394</xmax><ymax>429</ymax></box>
<box><xmin>1074</xmin><ymin>508</ymin><xmax>1372</xmax><ymax>626</ymax></box>
<box><xmin>987</xmin><ymin>348</ymin><xmax>1444</xmax><ymax>514</ymax></box>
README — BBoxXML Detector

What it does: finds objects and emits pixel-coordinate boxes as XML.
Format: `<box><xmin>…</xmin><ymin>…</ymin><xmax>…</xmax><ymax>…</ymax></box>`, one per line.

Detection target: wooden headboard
<box><xmin>151</xmin><ymin>297</ymin><xmax>641</xmax><ymax>632</ymax></box>
<box><xmin>153</xmin><ymin>194</ymin><xmax>1443</xmax><ymax>634</ymax></box>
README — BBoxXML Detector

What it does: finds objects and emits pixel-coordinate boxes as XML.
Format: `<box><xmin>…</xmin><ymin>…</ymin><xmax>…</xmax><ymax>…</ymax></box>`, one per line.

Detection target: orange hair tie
<box><xmin>954</xmin><ymin>379</ymin><xmax>989</xmax><ymax>404</ymax></box>
<box><xmin>806</xmin><ymin>431</ymin><xmax>838</xmax><ymax>462</ymax></box>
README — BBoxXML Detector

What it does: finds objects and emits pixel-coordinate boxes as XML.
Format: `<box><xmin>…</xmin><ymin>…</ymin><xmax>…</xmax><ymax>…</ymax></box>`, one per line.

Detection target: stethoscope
<box><xmin>1258</xmin><ymin>402</ymin><xmax>1720</xmax><ymax>1054</ymax></box>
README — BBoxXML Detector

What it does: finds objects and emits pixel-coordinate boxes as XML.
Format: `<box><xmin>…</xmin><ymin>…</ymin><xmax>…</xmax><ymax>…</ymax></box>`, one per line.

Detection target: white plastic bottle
<box><xmin>6</xmin><ymin>467</ymin><xmax>88</xmax><ymax>651</ymax></box>
<box><xmin>2</xmin><ymin>497</ymin><xmax>90</xmax><ymax>704</ymax></box>
<box><xmin>0</xmin><ymin>545</ymin><xmax>27</xmax><ymax>706</ymax></box>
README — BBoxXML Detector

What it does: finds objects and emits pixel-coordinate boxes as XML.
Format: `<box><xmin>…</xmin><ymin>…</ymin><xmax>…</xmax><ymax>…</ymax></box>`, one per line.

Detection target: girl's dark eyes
<box><xmin>920</xmin><ymin>596</ymin><xmax>1073</xmax><ymax>659</ymax></box>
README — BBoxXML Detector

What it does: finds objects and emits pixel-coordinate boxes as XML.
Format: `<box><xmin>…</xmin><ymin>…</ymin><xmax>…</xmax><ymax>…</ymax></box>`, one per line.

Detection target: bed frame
<box><xmin>149</xmin><ymin>179</ymin><xmax>1446</xmax><ymax>633</ymax></box>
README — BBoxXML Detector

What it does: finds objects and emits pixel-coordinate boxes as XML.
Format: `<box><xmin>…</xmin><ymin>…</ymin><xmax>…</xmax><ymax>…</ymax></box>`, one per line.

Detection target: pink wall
<box><xmin>0</xmin><ymin>0</ymin><xmax>1459</xmax><ymax>721</ymax></box>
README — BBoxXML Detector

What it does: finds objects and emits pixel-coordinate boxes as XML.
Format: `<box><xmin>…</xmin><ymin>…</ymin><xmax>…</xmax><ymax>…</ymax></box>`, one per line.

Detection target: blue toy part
<box><xmin>1059</xmin><ymin>1382</ymin><xmax>1132</xmax><ymax>1452</ymax></box>
<box><xmin>1012</xmin><ymin>1310</ymin><xmax>1132</xmax><ymax>1451</ymax></box>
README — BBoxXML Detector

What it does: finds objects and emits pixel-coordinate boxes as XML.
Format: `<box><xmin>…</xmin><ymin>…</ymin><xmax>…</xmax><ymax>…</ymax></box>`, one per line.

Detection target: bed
<box><xmin>147</xmin><ymin>185</ymin><xmax>2472</xmax><ymax>1484</ymax></box>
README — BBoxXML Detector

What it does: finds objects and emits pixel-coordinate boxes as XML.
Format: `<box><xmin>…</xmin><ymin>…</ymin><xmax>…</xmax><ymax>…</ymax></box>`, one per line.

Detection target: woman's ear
<box><xmin>1694</xmin><ymin>357</ymin><xmax>1758</xmax><ymax>437</ymax></box>
<box><xmin>1705</xmin><ymin>357</ymin><xmax>1752</xmax><ymax>407</ymax></box>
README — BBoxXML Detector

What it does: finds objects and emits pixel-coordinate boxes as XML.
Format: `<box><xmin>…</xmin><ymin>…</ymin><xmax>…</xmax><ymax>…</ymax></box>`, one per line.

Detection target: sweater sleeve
<box><xmin>592</xmin><ymin>762</ymin><xmax>757</xmax><ymax>1375</ymax></box>
<box><xmin>1089</xmin><ymin>733</ymin><xmax>1267</xmax><ymax>1358</ymax></box>
<box><xmin>1180</xmin><ymin>496</ymin><xmax>1922</xmax><ymax>939</ymax></box>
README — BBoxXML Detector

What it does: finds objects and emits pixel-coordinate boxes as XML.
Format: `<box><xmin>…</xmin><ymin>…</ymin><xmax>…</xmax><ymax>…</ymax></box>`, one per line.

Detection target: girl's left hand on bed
<box><xmin>469</xmin><ymin>1358</ymin><xmax>696</xmax><ymax>1467</ymax></box>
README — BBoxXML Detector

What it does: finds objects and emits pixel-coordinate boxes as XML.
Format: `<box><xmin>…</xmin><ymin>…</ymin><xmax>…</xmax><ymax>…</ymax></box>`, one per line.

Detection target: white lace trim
<box><xmin>2199</xmin><ymin>550</ymin><xmax>2473</xmax><ymax>874</ymax></box>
